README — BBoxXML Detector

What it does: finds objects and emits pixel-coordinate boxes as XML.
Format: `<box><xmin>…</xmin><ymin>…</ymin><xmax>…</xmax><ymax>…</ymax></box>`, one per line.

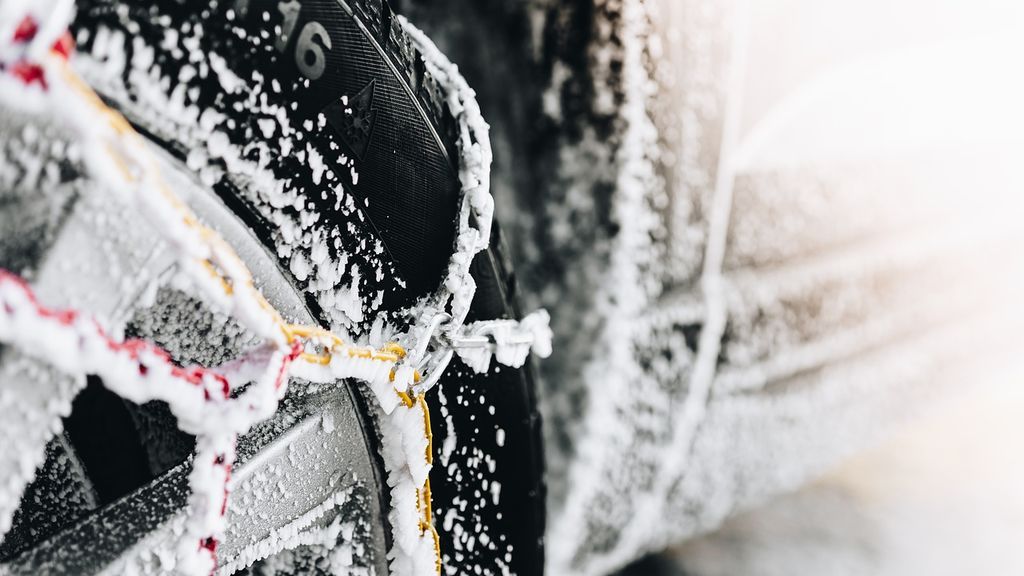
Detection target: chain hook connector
<box><xmin>414</xmin><ymin>348</ymin><xmax>454</xmax><ymax>394</ymax></box>
<box><xmin>409</xmin><ymin>312</ymin><xmax>451</xmax><ymax>364</ymax></box>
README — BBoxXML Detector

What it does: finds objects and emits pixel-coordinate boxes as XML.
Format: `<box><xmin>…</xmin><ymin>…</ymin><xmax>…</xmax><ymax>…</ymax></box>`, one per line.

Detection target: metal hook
<box><xmin>414</xmin><ymin>348</ymin><xmax>454</xmax><ymax>394</ymax></box>
<box><xmin>410</xmin><ymin>312</ymin><xmax>451</xmax><ymax>364</ymax></box>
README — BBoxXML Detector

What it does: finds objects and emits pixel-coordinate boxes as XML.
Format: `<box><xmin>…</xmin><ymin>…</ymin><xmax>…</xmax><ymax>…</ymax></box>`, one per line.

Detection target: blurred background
<box><xmin>619</xmin><ymin>363</ymin><xmax>1024</xmax><ymax>575</ymax></box>
<box><xmin>619</xmin><ymin>2</ymin><xmax>1024</xmax><ymax>573</ymax></box>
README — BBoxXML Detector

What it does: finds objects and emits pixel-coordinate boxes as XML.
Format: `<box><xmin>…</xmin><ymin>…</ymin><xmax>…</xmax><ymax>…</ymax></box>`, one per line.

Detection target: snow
<box><xmin>0</xmin><ymin>4</ymin><xmax>553</xmax><ymax>575</ymax></box>
<box><xmin>0</xmin><ymin>269</ymin><xmax>235</xmax><ymax>574</ymax></box>
<box><xmin>452</xmin><ymin>310</ymin><xmax>553</xmax><ymax>374</ymax></box>
<box><xmin>215</xmin><ymin>488</ymin><xmax>353</xmax><ymax>575</ymax></box>
<box><xmin>540</xmin><ymin>1</ymin><xmax>672</xmax><ymax>573</ymax></box>
<box><xmin>0</xmin><ymin>351</ymin><xmax>85</xmax><ymax>539</ymax></box>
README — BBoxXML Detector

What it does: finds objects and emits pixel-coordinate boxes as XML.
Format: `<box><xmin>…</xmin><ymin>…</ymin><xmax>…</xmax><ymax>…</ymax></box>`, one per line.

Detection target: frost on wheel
<box><xmin>0</xmin><ymin>1</ymin><xmax>550</xmax><ymax>576</ymax></box>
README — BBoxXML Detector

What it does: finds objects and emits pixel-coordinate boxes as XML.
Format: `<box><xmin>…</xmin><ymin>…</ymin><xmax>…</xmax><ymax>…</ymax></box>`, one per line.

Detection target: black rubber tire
<box><xmin>13</xmin><ymin>1</ymin><xmax>549</xmax><ymax>575</ymax></box>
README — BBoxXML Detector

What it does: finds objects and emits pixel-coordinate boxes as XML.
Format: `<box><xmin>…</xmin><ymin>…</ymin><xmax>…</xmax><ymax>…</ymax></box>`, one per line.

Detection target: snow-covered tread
<box><xmin>73</xmin><ymin>0</ymin><xmax>466</xmax><ymax>312</ymax></box>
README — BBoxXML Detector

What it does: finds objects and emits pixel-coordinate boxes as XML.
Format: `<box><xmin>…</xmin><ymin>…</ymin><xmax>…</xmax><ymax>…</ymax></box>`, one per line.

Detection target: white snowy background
<box><xmin>615</xmin><ymin>0</ymin><xmax>1024</xmax><ymax>573</ymax></box>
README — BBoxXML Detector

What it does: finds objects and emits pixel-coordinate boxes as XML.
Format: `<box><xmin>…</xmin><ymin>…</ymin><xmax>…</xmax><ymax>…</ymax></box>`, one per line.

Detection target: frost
<box><xmin>452</xmin><ymin>310</ymin><xmax>553</xmax><ymax>374</ymax></box>
<box><xmin>0</xmin><ymin>351</ymin><xmax>84</xmax><ymax>538</ymax></box>
<box><xmin>0</xmin><ymin>5</ymin><xmax>553</xmax><ymax>576</ymax></box>
<box><xmin>215</xmin><ymin>489</ymin><xmax>353</xmax><ymax>575</ymax></box>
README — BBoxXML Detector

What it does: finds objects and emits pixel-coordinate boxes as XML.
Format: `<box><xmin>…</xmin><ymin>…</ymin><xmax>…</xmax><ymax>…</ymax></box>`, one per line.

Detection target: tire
<box><xmin>0</xmin><ymin>1</ymin><xmax>544</xmax><ymax>574</ymax></box>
